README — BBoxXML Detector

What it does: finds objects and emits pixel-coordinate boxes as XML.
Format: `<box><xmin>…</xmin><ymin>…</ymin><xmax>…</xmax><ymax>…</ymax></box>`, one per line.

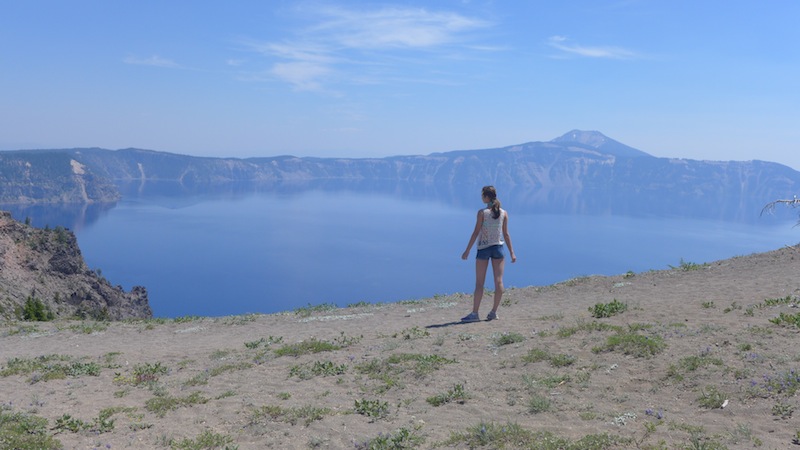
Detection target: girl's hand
<box><xmin>510</xmin><ymin>253</ymin><xmax>517</xmax><ymax>263</ymax></box>
<box><xmin>461</xmin><ymin>251</ymin><xmax>470</xmax><ymax>260</ymax></box>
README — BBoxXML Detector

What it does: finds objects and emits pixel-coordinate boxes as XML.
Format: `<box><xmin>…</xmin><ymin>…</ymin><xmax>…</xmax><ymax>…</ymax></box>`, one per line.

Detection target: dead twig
<box><xmin>761</xmin><ymin>196</ymin><xmax>800</xmax><ymax>227</ymax></box>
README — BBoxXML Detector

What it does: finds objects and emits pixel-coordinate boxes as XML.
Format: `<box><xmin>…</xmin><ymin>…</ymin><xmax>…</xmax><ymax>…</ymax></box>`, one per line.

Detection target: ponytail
<box><xmin>491</xmin><ymin>198</ymin><xmax>502</xmax><ymax>219</ymax></box>
<box><xmin>482</xmin><ymin>186</ymin><xmax>502</xmax><ymax>219</ymax></box>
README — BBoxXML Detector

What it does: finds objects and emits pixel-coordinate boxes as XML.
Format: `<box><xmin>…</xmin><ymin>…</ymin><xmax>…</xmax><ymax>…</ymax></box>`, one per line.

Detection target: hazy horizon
<box><xmin>3</xmin><ymin>2</ymin><xmax>799</xmax><ymax>171</ymax></box>
<box><xmin>4</xmin><ymin>130</ymin><xmax>799</xmax><ymax>173</ymax></box>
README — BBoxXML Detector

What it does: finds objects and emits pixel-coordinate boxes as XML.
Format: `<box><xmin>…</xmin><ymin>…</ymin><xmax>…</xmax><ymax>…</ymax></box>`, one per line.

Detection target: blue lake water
<box><xmin>4</xmin><ymin>186</ymin><xmax>799</xmax><ymax>318</ymax></box>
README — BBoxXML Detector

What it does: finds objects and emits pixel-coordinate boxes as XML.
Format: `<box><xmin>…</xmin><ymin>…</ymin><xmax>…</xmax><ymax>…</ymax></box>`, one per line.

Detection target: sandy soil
<box><xmin>2</xmin><ymin>245</ymin><xmax>800</xmax><ymax>449</ymax></box>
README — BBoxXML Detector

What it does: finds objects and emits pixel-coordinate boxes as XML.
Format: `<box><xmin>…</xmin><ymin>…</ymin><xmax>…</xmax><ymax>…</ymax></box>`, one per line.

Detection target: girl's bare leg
<box><xmin>490</xmin><ymin>257</ymin><xmax>506</xmax><ymax>312</ymax></box>
<box><xmin>472</xmin><ymin>259</ymin><xmax>489</xmax><ymax>313</ymax></box>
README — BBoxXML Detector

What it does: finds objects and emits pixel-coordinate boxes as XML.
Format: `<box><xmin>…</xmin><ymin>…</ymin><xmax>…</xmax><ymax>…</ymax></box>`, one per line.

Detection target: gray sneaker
<box><xmin>461</xmin><ymin>312</ymin><xmax>480</xmax><ymax>322</ymax></box>
<box><xmin>486</xmin><ymin>310</ymin><xmax>498</xmax><ymax>321</ymax></box>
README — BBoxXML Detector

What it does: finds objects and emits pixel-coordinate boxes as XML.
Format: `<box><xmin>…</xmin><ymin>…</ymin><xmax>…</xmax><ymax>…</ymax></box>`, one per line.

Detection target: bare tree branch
<box><xmin>762</xmin><ymin>196</ymin><xmax>800</xmax><ymax>226</ymax></box>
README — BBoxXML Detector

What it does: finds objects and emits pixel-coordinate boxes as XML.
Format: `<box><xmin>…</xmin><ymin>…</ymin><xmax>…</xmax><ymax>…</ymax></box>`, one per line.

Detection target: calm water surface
<box><xmin>6</xmin><ymin>189</ymin><xmax>798</xmax><ymax>317</ymax></box>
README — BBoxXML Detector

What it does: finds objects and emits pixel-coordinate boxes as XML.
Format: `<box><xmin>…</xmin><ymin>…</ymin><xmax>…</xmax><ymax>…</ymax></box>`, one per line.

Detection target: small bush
<box><xmin>441</xmin><ymin>422</ymin><xmax>626</xmax><ymax>449</ymax></box>
<box><xmin>354</xmin><ymin>426</ymin><xmax>423</xmax><ymax>449</ymax></box>
<box><xmin>549</xmin><ymin>353</ymin><xmax>576</xmax><ymax>367</ymax></box>
<box><xmin>0</xmin><ymin>410</ymin><xmax>62</xmax><ymax>449</ymax></box>
<box><xmin>670</xmin><ymin>258</ymin><xmax>708</xmax><ymax>271</ymax></box>
<box><xmin>770</xmin><ymin>312</ymin><xmax>800</xmax><ymax>328</ymax></box>
<box><xmin>289</xmin><ymin>360</ymin><xmax>347</xmax><ymax>380</ymax></box>
<box><xmin>427</xmin><ymin>384</ymin><xmax>468</xmax><ymax>406</ymax></box>
<box><xmin>169</xmin><ymin>429</ymin><xmax>236</xmax><ymax>450</ymax></box>
<box><xmin>251</xmin><ymin>404</ymin><xmax>331</xmax><ymax>426</ymax></box>
<box><xmin>244</xmin><ymin>336</ymin><xmax>283</xmax><ymax>349</ymax></box>
<box><xmin>593</xmin><ymin>332</ymin><xmax>666</xmax><ymax>358</ymax></box>
<box><xmin>0</xmin><ymin>355</ymin><xmax>100</xmax><ymax>383</ymax></box>
<box><xmin>355</xmin><ymin>353</ymin><xmax>456</xmax><ymax>392</ymax></box>
<box><xmin>133</xmin><ymin>362</ymin><xmax>169</xmax><ymax>384</ymax></box>
<box><xmin>752</xmin><ymin>369</ymin><xmax>800</xmax><ymax>397</ymax></box>
<box><xmin>588</xmin><ymin>299</ymin><xmax>627</xmax><ymax>318</ymax></box>
<box><xmin>52</xmin><ymin>411</ymin><xmax>115</xmax><ymax>434</ymax></box>
<box><xmin>354</xmin><ymin>398</ymin><xmax>390</xmax><ymax>420</ymax></box>
<box><xmin>528</xmin><ymin>394</ymin><xmax>551</xmax><ymax>413</ymax></box>
<box><xmin>697</xmin><ymin>386</ymin><xmax>726</xmax><ymax>409</ymax></box>
<box><xmin>492</xmin><ymin>332</ymin><xmax>525</xmax><ymax>346</ymax></box>
<box><xmin>145</xmin><ymin>392</ymin><xmax>209</xmax><ymax>418</ymax></box>
<box><xmin>274</xmin><ymin>338</ymin><xmax>341</xmax><ymax>357</ymax></box>
<box><xmin>760</xmin><ymin>295</ymin><xmax>796</xmax><ymax>308</ymax></box>
<box><xmin>772</xmin><ymin>401</ymin><xmax>794</xmax><ymax>419</ymax></box>
<box><xmin>294</xmin><ymin>302</ymin><xmax>337</xmax><ymax>317</ymax></box>
<box><xmin>522</xmin><ymin>348</ymin><xmax>550</xmax><ymax>364</ymax></box>
<box><xmin>394</xmin><ymin>326</ymin><xmax>429</xmax><ymax>340</ymax></box>
<box><xmin>21</xmin><ymin>296</ymin><xmax>54</xmax><ymax>321</ymax></box>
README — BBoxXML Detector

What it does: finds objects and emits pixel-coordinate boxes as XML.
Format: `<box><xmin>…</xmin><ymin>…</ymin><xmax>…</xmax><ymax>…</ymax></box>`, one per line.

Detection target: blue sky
<box><xmin>2</xmin><ymin>1</ymin><xmax>799</xmax><ymax>170</ymax></box>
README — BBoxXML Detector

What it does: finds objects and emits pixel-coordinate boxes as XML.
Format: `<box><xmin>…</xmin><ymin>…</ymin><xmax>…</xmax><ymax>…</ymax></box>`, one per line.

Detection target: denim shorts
<box><xmin>476</xmin><ymin>244</ymin><xmax>504</xmax><ymax>260</ymax></box>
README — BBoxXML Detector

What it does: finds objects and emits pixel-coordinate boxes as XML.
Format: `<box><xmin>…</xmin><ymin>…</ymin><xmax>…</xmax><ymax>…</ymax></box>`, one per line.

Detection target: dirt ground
<box><xmin>2</xmin><ymin>245</ymin><xmax>800</xmax><ymax>449</ymax></box>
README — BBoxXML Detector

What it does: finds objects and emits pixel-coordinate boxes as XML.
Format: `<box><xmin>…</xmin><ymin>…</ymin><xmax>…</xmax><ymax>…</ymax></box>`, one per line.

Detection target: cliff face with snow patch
<box><xmin>0</xmin><ymin>151</ymin><xmax>119</xmax><ymax>204</ymax></box>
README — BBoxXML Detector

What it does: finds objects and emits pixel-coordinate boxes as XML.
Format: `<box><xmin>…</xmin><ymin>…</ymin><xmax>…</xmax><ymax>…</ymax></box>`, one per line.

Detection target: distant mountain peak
<box><xmin>551</xmin><ymin>130</ymin><xmax>651</xmax><ymax>158</ymax></box>
<box><xmin>552</xmin><ymin>130</ymin><xmax>610</xmax><ymax>148</ymax></box>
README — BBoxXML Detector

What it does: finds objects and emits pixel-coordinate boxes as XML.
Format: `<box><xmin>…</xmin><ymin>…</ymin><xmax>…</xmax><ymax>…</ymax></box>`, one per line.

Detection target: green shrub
<box><xmin>294</xmin><ymin>302</ymin><xmax>337</xmax><ymax>317</ymax></box>
<box><xmin>274</xmin><ymin>338</ymin><xmax>341</xmax><ymax>357</ymax></box>
<box><xmin>0</xmin><ymin>355</ymin><xmax>100</xmax><ymax>383</ymax></box>
<box><xmin>697</xmin><ymin>386</ymin><xmax>726</xmax><ymax>409</ymax></box>
<box><xmin>0</xmin><ymin>410</ymin><xmax>62</xmax><ymax>449</ymax></box>
<box><xmin>588</xmin><ymin>299</ymin><xmax>627</xmax><ymax>318</ymax></box>
<box><xmin>289</xmin><ymin>360</ymin><xmax>347</xmax><ymax>380</ymax></box>
<box><xmin>593</xmin><ymin>332</ymin><xmax>666</xmax><ymax>358</ymax></box>
<box><xmin>133</xmin><ymin>362</ymin><xmax>169</xmax><ymax>384</ymax></box>
<box><xmin>670</xmin><ymin>258</ymin><xmax>708</xmax><ymax>271</ymax></box>
<box><xmin>441</xmin><ymin>421</ymin><xmax>626</xmax><ymax>449</ymax></box>
<box><xmin>52</xmin><ymin>412</ymin><xmax>115</xmax><ymax>434</ymax></box>
<box><xmin>528</xmin><ymin>394</ymin><xmax>551</xmax><ymax>413</ymax></box>
<box><xmin>354</xmin><ymin>398</ymin><xmax>390</xmax><ymax>420</ymax></box>
<box><xmin>21</xmin><ymin>296</ymin><xmax>54</xmax><ymax>321</ymax></box>
<box><xmin>251</xmin><ymin>404</ymin><xmax>331</xmax><ymax>426</ymax></box>
<box><xmin>427</xmin><ymin>384</ymin><xmax>468</xmax><ymax>406</ymax></box>
<box><xmin>355</xmin><ymin>426</ymin><xmax>423</xmax><ymax>449</ymax></box>
<box><xmin>355</xmin><ymin>353</ymin><xmax>456</xmax><ymax>392</ymax></box>
<box><xmin>752</xmin><ymin>369</ymin><xmax>800</xmax><ymax>397</ymax></box>
<box><xmin>492</xmin><ymin>332</ymin><xmax>525</xmax><ymax>346</ymax></box>
<box><xmin>549</xmin><ymin>353</ymin><xmax>576</xmax><ymax>367</ymax></box>
<box><xmin>772</xmin><ymin>401</ymin><xmax>794</xmax><ymax>419</ymax></box>
<box><xmin>522</xmin><ymin>348</ymin><xmax>550</xmax><ymax>364</ymax></box>
<box><xmin>244</xmin><ymin>336</ymin><xmax>283</xmax><ymax>349</ymax></box>
<box><xmin>145</xmin><ymin>392</ymin><xmax>209</xmax><ymax>417</ymax></box>
<box><xmin>169</xmin><ymin>429</ymin><xmax>236</xmax><ymax>450</ymax></box>
<box><xmin>770</xmin><ymin>312</ymin><xmax>800</xmax><ymax>328</ymax></box>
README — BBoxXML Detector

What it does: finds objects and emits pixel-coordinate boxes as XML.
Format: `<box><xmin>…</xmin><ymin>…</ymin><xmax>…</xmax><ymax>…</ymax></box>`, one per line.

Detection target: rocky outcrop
<box><xmin>0</xmin><ymin>211</ymin><xmax>151</xmax><ymax>320</ymax></box>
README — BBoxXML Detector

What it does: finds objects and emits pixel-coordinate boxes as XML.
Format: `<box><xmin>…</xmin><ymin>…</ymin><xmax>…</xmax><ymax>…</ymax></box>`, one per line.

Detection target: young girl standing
<box><xmin>460</xmin><ymin>186</ymin><xmax>516</xmax><ymax>322</ymax></box>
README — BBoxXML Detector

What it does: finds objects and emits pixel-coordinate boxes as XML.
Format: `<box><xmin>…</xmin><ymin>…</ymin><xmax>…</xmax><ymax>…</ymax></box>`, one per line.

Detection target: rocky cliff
<box><xmin>0</xmin><ymin>151</ymin><xmax>120</xmax><ymax>204</ymax></box>
<box><xmin>0</xmin><ymin>211</ymin><xmax>151</xmax><ymax>320</ymax></box>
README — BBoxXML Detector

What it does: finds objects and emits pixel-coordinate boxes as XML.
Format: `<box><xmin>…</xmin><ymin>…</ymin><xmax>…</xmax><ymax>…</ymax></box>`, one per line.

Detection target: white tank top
<box><xmin>477</xmin><ymin>208</ymin><xmax>505</xmax><ymax>250</ymax></box>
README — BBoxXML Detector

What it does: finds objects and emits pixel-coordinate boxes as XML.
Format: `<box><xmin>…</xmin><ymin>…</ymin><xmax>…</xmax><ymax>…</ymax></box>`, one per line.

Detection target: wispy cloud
<box><xmin>271</xmin><ymin>61</ymin><xmax>332</xmax><ymax>91</ymax></box>
<box><xmin>311</xmin><ymin>5</ymin><xmax>487</xmax><ymax>49</ymax></box>
<box><xmin>123</xmin><ymin>55</ymin><xmax>182</xmax><ymax>68</ymax></box>
<box><xmin>547</xmin><ymin>35</ymin><xmax>638</xmax><ymax>59</ymax></box>
<box><xmin>244</xmin><ymin>5</ymin><xmax>493</xmax><ymax>92</ymax></box>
